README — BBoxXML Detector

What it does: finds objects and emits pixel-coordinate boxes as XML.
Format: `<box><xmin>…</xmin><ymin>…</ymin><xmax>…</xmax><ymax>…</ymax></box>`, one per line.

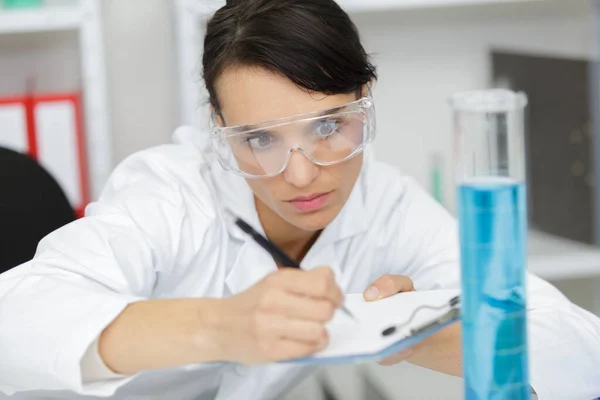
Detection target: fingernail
<box><xmin>364</xmin><ymin>286</ymin><xmax>380</xmax><ymax>301</ymax></box>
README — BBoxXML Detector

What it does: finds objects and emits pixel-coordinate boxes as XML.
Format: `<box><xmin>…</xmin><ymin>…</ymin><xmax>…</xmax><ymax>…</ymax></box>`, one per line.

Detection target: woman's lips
<box><xmin>287</xmin><ymin>192</ymin><xmax>332</xmax><ymax>212</ymax></box>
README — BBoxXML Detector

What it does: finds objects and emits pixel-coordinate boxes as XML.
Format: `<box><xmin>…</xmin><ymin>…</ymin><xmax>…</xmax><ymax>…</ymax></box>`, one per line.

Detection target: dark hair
<box><xmin>202</xmin><ymin>0</ymin><xmax>377</xmax><ymax>113</ymax></box>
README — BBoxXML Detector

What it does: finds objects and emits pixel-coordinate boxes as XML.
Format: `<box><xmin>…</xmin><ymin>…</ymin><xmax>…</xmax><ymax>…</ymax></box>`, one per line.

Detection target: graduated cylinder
<box><xmin>450</xmin><ymin>89</ymin><xmax>530</xmax><ymax>400</ymax></box>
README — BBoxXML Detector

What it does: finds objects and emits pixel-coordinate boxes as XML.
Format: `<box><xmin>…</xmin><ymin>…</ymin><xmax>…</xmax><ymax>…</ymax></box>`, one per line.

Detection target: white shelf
<box><xmin>0</xmin><ymin>1</ymin><xmax>112</xmax><ymax>200</ymax></box>
<box><xmin>0</xmin><ymin>6</ymin><xmax>83</xmax><ymax>34</ymax></box>
<box><xmin>528</xmin><ymin>230</ymin><xmax>600</xmax><ymax>281</ymax></box>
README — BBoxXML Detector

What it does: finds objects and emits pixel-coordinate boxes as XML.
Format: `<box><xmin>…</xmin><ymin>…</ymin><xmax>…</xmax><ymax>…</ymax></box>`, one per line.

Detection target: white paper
<box><xmin>35</xmin><ymin>100</ymin><xmax>82</xmax><ymax>208</ymax></box>
<box><xmin>0</xmin><ymin>103</ymin><xmax>27</xmax><ymax>153</ymax></box>
<box><xmin>313</xmin><ymin>289</ymin><xmax>460</xmax><ymax>359</ymax></box>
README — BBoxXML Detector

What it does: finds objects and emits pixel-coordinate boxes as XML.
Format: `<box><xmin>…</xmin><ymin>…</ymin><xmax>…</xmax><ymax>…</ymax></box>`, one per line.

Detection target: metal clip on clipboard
<box><xmin>381</xmin><ymin>296</ymin><xmax>461</xmax><ymax>338</ymax></box>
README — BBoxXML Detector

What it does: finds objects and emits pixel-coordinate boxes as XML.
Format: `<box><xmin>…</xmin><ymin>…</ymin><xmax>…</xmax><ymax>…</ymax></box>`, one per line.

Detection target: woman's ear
<box><xmin>211</xmin><ymin>107</ymin><xmax>225</xmax><ymax>128</ymax></box>
<box><xmin>367</xmin><ymin>79</ymin><xmax>376</xmax><ymax>94</ymax></box>
<box><xmin>361</xmin><ymin>80</ymin><xmax>376</xmax><ymax>98</ymax></box>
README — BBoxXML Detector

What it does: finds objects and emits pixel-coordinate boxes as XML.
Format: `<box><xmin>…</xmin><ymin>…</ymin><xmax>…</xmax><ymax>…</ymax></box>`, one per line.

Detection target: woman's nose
<box><xmin>283</xmin><ymin>149</ymin><xmax>320</xmax><ymax>188</ymax></box>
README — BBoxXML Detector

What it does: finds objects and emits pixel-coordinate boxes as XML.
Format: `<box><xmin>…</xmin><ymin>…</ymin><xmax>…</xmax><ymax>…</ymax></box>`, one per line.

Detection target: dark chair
<box><xmin>0</xmin><ymin>147</ymin><xmax>76</xmax><ymax>273</ymax></box>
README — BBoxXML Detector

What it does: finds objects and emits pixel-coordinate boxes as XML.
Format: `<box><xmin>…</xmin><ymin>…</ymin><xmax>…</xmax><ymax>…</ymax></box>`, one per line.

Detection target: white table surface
<box><xmin>527</xmin><ymin>230</ymin><xmax>600</xmax><ymax>281</ymax></box>
<box><xmin>358</xmin><ymin>363</ymin><xmax>539</xmax><ymax>400</ymax></box>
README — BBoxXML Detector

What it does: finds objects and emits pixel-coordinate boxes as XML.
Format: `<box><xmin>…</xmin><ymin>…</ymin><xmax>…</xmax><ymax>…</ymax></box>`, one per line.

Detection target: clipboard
<box><xmin>280</xmin><ymin>289</ymin><xmax>461</xmax><ymax>365</ymax></box>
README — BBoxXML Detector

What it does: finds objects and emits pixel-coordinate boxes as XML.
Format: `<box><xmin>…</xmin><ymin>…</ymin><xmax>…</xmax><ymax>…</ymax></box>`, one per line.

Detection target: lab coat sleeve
<box><xmin>0</xmin><ymin>145</ymin><xmax>214</xmax><ymax>397</ymax></box>
<box><xmin>81</xmin><ymin>338</ymin><xmax>128</xmax><ymax>383</ymax></box>
<box><xmin>381</xmin><ymin>176</ymin><xmax>600</xmax><ymax>399</ymax></box>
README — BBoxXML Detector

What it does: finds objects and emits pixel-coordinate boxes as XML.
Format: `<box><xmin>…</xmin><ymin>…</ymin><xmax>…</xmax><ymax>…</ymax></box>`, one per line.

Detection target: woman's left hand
<box><xmin>363</xmin><ymin>274</ymin><xmax>417</xmax><ymax>366</ymax></box>
<box><xmin>363</xmin><ymin>275</ymin><xmax>463</xmax><ymax>374</ymax></box>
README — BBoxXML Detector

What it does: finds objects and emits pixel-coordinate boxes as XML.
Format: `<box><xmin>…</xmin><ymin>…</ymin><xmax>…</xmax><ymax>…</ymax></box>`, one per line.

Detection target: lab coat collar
<box><xmin>209</xmin><ymin>156</ymin><xmax>370</xmax><ymax>249</ymax></box>
<box><xmin>174</xmin><ymin>127</ymin><xmax>370</xmax><ymax>294</ymax></box>
<box><xmin>216</xmin><ymin>164</ymin><xmax>369</xmax><ymax>295</ymax></box>
<box><xmin>209</xmin><ymin>158</ymin><xmax>261</xmax><ymax>234</ymax></box>
<box><xmin>212</xmin><ymin>156</ymin><xmax>367</xmax><ymax>295</ymax></box>
<box><xmin>174</xmin><ymin>126</ymin><xmax>262</xmax><ymax>232</ymax></box>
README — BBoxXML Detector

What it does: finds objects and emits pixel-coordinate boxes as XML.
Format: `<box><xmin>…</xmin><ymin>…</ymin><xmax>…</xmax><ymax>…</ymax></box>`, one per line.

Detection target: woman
<box><xmin>1</xmin><ymin>0</ymin><xmax>599</xmax><ymax>399</ymax></box>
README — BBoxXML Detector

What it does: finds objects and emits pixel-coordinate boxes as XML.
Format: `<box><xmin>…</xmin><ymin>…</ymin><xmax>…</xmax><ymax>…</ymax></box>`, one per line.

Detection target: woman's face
<box><xmin>215</xmin><ymin>67</ymin><xmax>364</xmax><ymax>232</ymax></box>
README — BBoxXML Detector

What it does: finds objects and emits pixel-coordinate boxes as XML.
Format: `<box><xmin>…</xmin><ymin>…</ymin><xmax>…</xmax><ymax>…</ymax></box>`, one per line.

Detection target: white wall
<box><xmin>102</xmin><ymin>0</ymin><xmax>178</xmax><ymax>165</ymax></box>
<box><xmin>351</xmin><ymin>0</ymin><xmax>595</xmax><ymax>213</ymax></box>
<box><xmin>0</xmin><ymin>30</ymin><xmax>80</xmax><ymax>94</ymax></box>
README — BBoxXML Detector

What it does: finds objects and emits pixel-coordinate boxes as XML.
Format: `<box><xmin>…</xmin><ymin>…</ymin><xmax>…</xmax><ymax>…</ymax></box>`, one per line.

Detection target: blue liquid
<box><xmin>458</xmin><ymin>180</ymin><xmax>530</xmax><ymax>400</ymax></box>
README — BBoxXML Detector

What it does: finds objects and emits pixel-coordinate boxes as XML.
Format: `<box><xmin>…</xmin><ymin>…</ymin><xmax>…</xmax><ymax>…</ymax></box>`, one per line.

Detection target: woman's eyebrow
<box><xmin>244</xmin><ymin>129</ymin><xmax>270</xmax><ymax>137</ymax></box>
<box><xmin>229</xmin><ymin>106</ymin><xmax>346</xmax><ymax>133</ymax></box>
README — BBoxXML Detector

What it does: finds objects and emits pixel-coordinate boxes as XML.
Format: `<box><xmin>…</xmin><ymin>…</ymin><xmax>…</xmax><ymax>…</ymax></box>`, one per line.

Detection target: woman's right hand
<box><xmin>98</xmin><ymin>266</ymin><xmax>343</xmax><ymax>375</ymax></box>
<box><xmin>216</xmin><ymin>266</ymin><xmax>344</xmax><ymax>365</ymax></box>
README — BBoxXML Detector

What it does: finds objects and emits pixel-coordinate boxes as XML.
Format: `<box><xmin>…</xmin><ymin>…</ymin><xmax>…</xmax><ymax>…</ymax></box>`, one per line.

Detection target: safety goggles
<box><xmin>209</xmin><ymin>96</ymin><xmax>376</xmax><ymax>179</ymax></box>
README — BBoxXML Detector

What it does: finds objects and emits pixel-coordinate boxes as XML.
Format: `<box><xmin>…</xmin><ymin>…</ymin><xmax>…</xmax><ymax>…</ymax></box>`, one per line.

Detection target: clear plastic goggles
<box><xmin>210</xmin><ymin>96</ymin><xmax>376</xmax><ymax>179</ymax></box>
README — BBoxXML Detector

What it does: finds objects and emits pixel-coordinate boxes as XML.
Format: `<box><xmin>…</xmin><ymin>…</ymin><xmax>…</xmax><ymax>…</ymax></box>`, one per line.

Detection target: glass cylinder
<box><xmin>450</xmin><ymin>89</ymin><xmax>530</xmax><ymax>400</ymax></box>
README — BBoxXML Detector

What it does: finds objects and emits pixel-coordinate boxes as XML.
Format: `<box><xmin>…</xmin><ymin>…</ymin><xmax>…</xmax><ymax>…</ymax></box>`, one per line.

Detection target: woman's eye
<box><xmin>314</xmin><ymin>119</ymin><xmax>341</xmax><ymax>138</ymax></box>
<box><xmin>246</xmin><ymin>134</ymin><xmax>274</xmax><ymax>149</ymax></box>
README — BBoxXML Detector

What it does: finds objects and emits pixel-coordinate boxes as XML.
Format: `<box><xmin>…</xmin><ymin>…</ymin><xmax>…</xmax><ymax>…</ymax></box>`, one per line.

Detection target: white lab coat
<box><xmin>1</xmin><ymin>127</ymin><xmax>599</xmax><ymax>400</ymax></box>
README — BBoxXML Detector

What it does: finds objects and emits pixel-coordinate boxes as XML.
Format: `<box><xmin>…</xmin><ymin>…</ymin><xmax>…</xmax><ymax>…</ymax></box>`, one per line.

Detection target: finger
<box><xmin>270</xmin><ymin>267</ymin><xmax>343</xmax><ymax>305</ymax></box>
<box><xmin>378</xmin><ymin>348</ymin><xmax>415</xmax><ymax>366</ymax></box>
<box><xmin>259</xmin><ymin>290</ymin><xmax>336</xmax><ymax>322</ymax></box>
<box><xmin>363</xmin><ymin>275</ymin><xmax>415</xmax><ymax>301</ymax></box>
<box><xmin>278</xmin><ymin>318</ymin><xmax>328</xmax><ymax>345</ymax></box>
<box><xmin>256</xmin><ymin>313</ymin><xmax>328</xmax><ymax>345</ymax></box>
<box><xmin>306</xmin><ymin>266</ymin><xmax>344</xmax><ymax>305</ymax></box>
<box><xmin>265</xmin><ymin>337</ymin><xmax>328</xmax><ymax>362</ymax></box>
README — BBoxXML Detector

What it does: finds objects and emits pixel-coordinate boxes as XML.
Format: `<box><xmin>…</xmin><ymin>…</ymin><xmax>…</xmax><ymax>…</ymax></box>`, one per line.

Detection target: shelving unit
<box><xmin>0</xmin><ymin>0</ymin><xmax>111</xmax><ymax>199</ymax></box>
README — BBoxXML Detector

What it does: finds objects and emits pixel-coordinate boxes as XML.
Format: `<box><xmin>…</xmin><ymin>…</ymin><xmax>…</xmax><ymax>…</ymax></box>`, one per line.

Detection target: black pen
<box><xmin>223</xmin><ymin>208</ymin><xmax>356</xmax><ymax>321</ymax></box>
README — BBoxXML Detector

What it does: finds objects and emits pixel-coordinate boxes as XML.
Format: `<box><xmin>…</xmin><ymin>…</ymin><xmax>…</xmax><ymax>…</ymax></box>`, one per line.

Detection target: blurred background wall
<box><xmin>103</xmin><ymin>0</ymin><xmax>177</xmax><ymax>165</ymax></box>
